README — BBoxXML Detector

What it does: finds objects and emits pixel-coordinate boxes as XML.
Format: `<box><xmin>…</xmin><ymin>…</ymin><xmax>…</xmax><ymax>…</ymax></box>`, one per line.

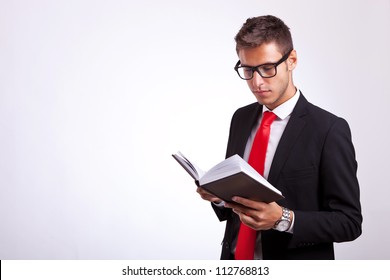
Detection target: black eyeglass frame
<box><xmin>234</xmin><ymin>49</ymin><xmax>293</xmax><ymax>80</ymax></box>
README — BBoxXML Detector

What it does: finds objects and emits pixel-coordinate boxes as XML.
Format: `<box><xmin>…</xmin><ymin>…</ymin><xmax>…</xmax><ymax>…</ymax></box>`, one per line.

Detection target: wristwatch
<box><xmin>273</xmin><ymin>207</ymin><xmax>291</xmax><ymax>232</ymax></box>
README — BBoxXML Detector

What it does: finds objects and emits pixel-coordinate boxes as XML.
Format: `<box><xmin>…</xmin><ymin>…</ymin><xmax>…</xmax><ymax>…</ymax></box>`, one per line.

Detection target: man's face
<box><xmin>238</xmin><ymin>42</ymin><xmax>297</xmax><ymax>110</ymax></box>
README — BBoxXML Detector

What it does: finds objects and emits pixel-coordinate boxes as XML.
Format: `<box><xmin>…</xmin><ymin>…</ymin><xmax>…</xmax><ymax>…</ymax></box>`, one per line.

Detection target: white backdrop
<box><xmin>1</xmin><ymin>0</ymin><xmax>389</xmax><ymax>259</ymax></box>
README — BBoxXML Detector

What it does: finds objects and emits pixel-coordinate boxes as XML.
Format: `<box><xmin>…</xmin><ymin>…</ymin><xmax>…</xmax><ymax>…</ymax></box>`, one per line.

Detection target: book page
<box><xmin>172</xmin><ymin>152</ymin><xmax>205</xmax><ymax>180</ymax></box>
<box><xmin>200</xmin><ymin>154</ymin><xmax>282</xmax><ymax>195</ymax></box>
<box><xmin>237</xmin><ymin>157</ymin><xmax>282</xmax><ymax>195</ymax></box>
<box><xmin>200</xmin><ymin>155</ymin><xmax>242</xmax><ymax>185</ymax></box>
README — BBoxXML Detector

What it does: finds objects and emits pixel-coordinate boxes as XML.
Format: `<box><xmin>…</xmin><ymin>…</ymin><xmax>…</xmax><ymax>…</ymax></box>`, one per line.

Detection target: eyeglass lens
<box><xmin>238</xmin><ymin>65</ymin><xmax>277</xmax><ymax>79</ymax></box>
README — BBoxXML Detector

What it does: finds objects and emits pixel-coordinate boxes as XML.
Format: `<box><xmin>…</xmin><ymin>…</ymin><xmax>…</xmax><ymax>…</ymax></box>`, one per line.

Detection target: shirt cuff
<box><xmin>286</xmin><ymin>210</ymin><xmax>295</xmax><ymax>234</ymax></box>
<box><xmin>212</xmin><ymin>200</ymin><xmax>225</xmax><ymax>207</ymax></box>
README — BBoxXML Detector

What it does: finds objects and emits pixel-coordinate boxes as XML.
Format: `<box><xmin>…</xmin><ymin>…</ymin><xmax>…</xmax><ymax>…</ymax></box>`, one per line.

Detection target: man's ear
<box><xmin>288</xmin><ymin>49</ymin><xmax>298</xmax><ymax>70</ymax></box>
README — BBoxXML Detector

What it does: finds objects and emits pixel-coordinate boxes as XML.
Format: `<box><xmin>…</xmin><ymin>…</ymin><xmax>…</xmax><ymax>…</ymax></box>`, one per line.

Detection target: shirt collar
<box><xmin>262</xmin><ymin>88</ymin><xmax>300</xmax><ymax>120</ymax></box>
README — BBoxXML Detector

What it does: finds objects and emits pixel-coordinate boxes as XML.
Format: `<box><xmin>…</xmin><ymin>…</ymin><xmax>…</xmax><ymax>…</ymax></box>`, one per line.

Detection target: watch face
<box><xmin>276</xmin><ymin>220</ymin><xmax>290</xmax><ymax>231</ymax></box>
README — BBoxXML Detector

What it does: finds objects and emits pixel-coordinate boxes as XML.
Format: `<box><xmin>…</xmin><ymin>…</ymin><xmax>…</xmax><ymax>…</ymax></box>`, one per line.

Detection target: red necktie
<box><xmin>235</xmin><ymin>111</ymin><xmax>277</xmax><ymax>260</ymax></box>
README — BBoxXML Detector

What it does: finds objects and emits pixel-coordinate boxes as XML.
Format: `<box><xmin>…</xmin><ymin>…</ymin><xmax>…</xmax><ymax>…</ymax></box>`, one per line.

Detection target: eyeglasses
<box><xmin>234</xmin><ymin>49</ymin><xmax>293</xmax><ymax>80</ymax></box>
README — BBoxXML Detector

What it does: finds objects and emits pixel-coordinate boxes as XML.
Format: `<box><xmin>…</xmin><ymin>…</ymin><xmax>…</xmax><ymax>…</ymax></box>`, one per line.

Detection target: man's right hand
<box><xmin>196</xmin><ymin>187</ymin><xmax>223</xmax><ymax>204</ymax></box>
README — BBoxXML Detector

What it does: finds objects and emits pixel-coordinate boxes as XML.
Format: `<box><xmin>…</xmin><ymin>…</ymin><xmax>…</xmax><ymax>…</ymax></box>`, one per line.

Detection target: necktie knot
<box><xmin>262</xmin><ymin>111</ymin><xmax>277</xmax><ymax>126</ymax></box>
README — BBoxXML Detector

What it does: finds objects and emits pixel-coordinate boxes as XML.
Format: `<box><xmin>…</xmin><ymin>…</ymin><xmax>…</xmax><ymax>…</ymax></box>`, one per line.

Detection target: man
<box><xmin>197</xmin><ymin>15</ymin><xmax>362</xmax><ymax>260</ymax></box>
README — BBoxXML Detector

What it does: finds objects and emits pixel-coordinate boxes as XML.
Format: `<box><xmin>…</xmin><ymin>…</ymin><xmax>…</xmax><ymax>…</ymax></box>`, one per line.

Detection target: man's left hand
<box><xmin>224</xmin><ymin>196</ymin><xmax>282</xmax><ymax>231</ymax></box>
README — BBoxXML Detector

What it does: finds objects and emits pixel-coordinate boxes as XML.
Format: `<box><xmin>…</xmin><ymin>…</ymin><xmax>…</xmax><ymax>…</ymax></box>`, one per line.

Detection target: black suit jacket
<box><xmin>213</xmin><ymin>93</ymin><xmax>362</xmax><ymax>260</ymax></box>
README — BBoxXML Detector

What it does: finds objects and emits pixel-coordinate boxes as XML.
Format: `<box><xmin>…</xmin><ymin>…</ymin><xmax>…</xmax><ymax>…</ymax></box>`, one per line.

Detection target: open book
<box><xmin>172</xmin><ymin>152</ymin><xmax>284</xmax><ymax>203</ymax></box>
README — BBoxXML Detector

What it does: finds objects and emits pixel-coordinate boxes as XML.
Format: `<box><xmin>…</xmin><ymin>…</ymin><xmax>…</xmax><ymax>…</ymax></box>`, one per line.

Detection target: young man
<box><xmin>197</xmin><ymin>15</ymin><xmax>362</xmax><ymax>260</ymax></box>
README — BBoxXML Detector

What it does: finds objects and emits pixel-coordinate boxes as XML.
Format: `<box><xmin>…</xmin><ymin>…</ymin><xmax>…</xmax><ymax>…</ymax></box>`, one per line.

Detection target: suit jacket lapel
<box><xmin>268</xmin><ymin>94</ymin><xmax>309</xmax><ymax>185</ymax></box>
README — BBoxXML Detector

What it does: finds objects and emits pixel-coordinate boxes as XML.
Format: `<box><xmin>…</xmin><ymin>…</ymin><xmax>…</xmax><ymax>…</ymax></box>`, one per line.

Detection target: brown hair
<box><xmin>235</xmin><ymin>15</ymin><xmax>293</xmax><ymax>55</ymax></box>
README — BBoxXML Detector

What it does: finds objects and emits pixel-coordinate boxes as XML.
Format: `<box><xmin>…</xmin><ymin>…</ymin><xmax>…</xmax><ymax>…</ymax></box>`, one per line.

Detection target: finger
<box><xmin>234</xmin><ymin>210</ymin><xmax>259</xmax><ymax>230</ymax></box>
<box><xmin>227</xmin><ymin>202</ymin><xmax>252</xmax><ymax>216</ymax></box>
<box><xmin>223</xmin><ymin>201</ymin><xmax>242</xmax><ymax>209</ymax></box>
<box><xmin>196</xmin><ymin>187</ymin><xmax>210</xmax><ymax>198</ymax></box>
<box><xmin>227</xmin><ymin>202</ymin><xmax>263</xmax><ymax>223</ymax></box>
<box><xmin>225</xmin><ymin>200</ymin><xmax>254</xmax><ymax>212</ymax></box>
<box><xmin>197</xmin><ymin>188</ymin><xmax>216</xmax><ymax>197</ymax></box>
<box><xmin>232</xmin><ymin>196</ymin><xmax>266</xmax><ymax>210</ymax></box>
<box><xmin>232</xmin><ymin>207</ymin><xmax>248</xmax><ymax>216</ymax></box>
<box><xmin>197</xmin><ymin>188</ymin><xmax>223</xmax><ymax>203</ymax></box>
<box><xmin>200</xmin><ymin>193</ymin><xmax>215</xmax><ymax>201</ymax></box>
<box><xmin>196</xmin><ymin>187</ymin><xmax>206</xmax><ymax>194</ymax></box>
<box><xmin>224</xmin><ymin>202</ymin><xmax>250</xmax><ymax>215</ymax></box>
<box><xmin>238</xmin><ymin>209</ymin><xmax>271</xmax><ymax>231</ymax></box>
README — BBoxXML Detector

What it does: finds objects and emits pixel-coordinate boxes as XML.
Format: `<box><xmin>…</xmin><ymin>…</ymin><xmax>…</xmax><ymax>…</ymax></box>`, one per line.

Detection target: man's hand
<box><xmin>224</xmin><ymin>196</ymin><xmax>283</xmax><ymax>231</ymax></box>
<box><xmin>196</xmin><ymin>187</ymin><xmax>223</xmax><ymax>204</ymax></box>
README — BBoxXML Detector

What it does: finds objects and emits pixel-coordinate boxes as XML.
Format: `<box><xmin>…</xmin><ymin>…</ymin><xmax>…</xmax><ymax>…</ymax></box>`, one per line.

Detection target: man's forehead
<box><xmin>238</xmin><ymin>43</ymin><xmax>283</xmax><ymax>65</ymax></box>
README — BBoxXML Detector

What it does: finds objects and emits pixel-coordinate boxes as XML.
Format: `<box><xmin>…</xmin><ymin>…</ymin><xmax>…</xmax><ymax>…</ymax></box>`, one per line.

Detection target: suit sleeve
<box><xmin>289</xmin><ymin>118</ymin><xmax>362</xmax><ymax>247</ymax></box>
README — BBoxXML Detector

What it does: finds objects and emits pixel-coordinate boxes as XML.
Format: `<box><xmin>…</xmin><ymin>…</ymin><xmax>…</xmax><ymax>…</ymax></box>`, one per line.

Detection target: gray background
<box><xmin>1</xmin><ymin>0</ymin><xmax>389</xmax><ymax>259</ymax></box>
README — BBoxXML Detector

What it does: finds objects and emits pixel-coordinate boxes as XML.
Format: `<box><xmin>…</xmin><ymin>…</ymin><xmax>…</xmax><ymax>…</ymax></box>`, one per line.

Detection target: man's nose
<box><xmin>251</xmin><ymin>71</ymin><xmax>265</xmax><ymax>86</ymax></box>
